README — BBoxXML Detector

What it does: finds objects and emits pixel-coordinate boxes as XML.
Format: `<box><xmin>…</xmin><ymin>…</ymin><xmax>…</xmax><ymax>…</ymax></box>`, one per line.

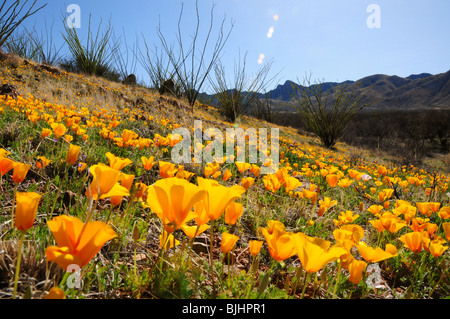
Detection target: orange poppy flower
<box><xmin>249</xmin><ymin>240</ymin><xmax>263</xmax><ymax>256</ymax></box>
<box><xmin>241</xmin><ymin>177</ymin><xmax>255</xmax><ymax>190</ymax></box>
<box><xmin>197</xmin><ymin>177</ymin><xmax>246</xmax><ymax>221</ymax></box>
<box><xmin>51</xmin><ymin>123</ymin><xmax>67</xmax><ymax>138</ymax></box>
<box><xmin>261</xmin><ymin>220</ymin><xmax>295</xmax><ymax>261</ymax></box>
<box><xmin>225</xmin><ymin>202</ymin><xmax>244</xmax><ymax>225</ymax></box>
<box><xmin>159</xmin><ymin>161</ymin><xmax>178</xmax><ymax>178</ymax></box>
<box><xmin>399</xmin><ymin>232</ymin><xmax>425</xmax><ymax>253</ymax></box>
<box><xmin>0</xmin><ymin>157</ymin><xmax>14</xmax><ymax>176</ymax></box>
<box><xmin>45</xmin><ymin>215</ymin><xmax>117</xmax><ymax>270</ymax></box>
<box><xmin>348</xmin><ymin>259</ymin><xmax>367</xmax><ymax>284</ymax></box>
<box><xmin>326</xmin><ymin>174</ymin><xmax>339</xmax><ymax>188</ymax></box>
<box><xmin>66</xmin><ymin>144</ymin><xmax>81</xmax><ymax>165</ymax></box>
<box><xmin>220</xmin><ymin>232</ymin><xmax>239</xmax><ymax>253</ymax></box>
<box><xmin>222</xmin><ymin>169</ymin><xmax>232</xmax><ymax>182</ymax></box>
<box><xmin>14</xmin><ymin>192</ymin><xmax>42</xmax><ymax>231</ymax></box>
<box><xmin>293</xmin><ymin>232</ymin><xmax>347</xmax><ymax>273</ymax></box>
<box><xmin>146</xmin><ymin>177</ymin><xmax>206</xmax><ymax>233</ymax></box>
<box><xmin>236</xmin><ymin>161</ymin><xmax>251</xmax><ymax>173</ymax></box>
<box><xmin>105</xmin><ymin>152</ymin><xmax>133</xmax><ymax>171</ymax></box>
<box><xmin>141</xmin><ymin>156</ymin><xmax>155</xmax><ymax>170</ymax></box>
<box><xmin>43</xmin><ymin>287</ymin><xmax>66</xmax><ymax>299</ymax></box>
<box><xmin>86</xmin><ymin>165</ymin><xmax>129</xmax><ymax>200</ymax></box>
<box><xmin>356</xmin><ymin>242</ymin><xmax>398</xmax><ymax>262</ymax></box>
<box><xmin>12</xmin><ymin>162</ymin><xmax>31</xmax><ymax>184</ymax></box>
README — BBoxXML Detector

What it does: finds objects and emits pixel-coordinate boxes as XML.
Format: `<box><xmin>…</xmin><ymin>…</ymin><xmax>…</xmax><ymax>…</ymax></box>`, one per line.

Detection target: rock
<box><xmin>0</xmin><ymin>84</ymin><xmax>19</xmax><ymax>99</ymax></box>
<box><xmin>123</xmin><ymin>74</ymin><xmax>137</xmax><ymax>86</ymax></box>
<box><xmin>159</xmin><ymin>78</ymin><xmax>176</xmax><ymax>96</ymax></box>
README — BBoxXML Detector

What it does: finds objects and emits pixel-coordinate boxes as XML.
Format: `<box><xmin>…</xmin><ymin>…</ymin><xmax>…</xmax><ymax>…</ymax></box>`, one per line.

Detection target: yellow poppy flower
<box><xmin>356</xmin><ymin>242</ymin><xmax>397</xmax><ymax>262</ymax></box>
<box><xmin>86</xmin><ymin>165</ymin><xmax>129</xmax><ymax>200</ymax></box>
<box><xmin>146</xmin><ymin>177</ymin><xmax>206</xmax><ymax>233</ymax></box>
<box><xmin>293</xmin><ymin>232</ymin><xmax>347</xmax><ymax>273</ymax></box>
<box><xmin>181</xmin><ymin>224</ymin><xmax>210</xmax><ymax>239</ymax></box>
<box><xmin>197</xmin><ymin>177</ymin><xmax>246</xmax><ymax>221</ymax></box>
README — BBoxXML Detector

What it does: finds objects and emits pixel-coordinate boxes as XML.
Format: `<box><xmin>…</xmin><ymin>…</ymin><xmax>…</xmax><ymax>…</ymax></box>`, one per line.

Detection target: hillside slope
<box><xmin>0</xmin><ymin>52</ymin><xmax>449</xmax><ymax>300</ymax></box>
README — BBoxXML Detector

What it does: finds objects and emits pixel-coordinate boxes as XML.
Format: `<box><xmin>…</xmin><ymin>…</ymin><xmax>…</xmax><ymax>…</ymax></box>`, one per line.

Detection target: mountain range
<box><xmin>264</xmin><ymin>70</ymin><xmax>450</xmax><ymax>111</ymax></box>
<box><xmin>203</xmin><ymin>70</ymin><xmax>450</xmax><ymax>111</ymax></box>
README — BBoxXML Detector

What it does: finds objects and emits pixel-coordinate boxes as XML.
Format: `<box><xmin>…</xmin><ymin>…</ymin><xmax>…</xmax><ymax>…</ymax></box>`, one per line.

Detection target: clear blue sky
<box><xmin>19</xmin><ymin>0</ymin><xmax>450</xmax><ymax>92</ymax></box>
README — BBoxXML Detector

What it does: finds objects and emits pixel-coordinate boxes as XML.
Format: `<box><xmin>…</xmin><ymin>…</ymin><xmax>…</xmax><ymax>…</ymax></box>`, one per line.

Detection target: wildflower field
<box><xmin>0</xmin><ymin>54</ymin><xmax>449</xmax><ymax>300</ymax></box>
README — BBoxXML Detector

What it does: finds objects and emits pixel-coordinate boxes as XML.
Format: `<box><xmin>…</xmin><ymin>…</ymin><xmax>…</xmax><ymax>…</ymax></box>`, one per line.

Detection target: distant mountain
<box><xmin>263</xmin><ymin>71</ymin><xmax>450</xmax><ymax>111</ymax></box>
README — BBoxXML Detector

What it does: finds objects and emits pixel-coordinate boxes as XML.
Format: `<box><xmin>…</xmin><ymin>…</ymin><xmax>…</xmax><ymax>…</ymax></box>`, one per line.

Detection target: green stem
<box><xmin>332</xmin><ymin>261</ymin><xmax>342</xmax><ymax>299</ymax></box>
<box><xmin>10</xmin><ymin>183</ymin><xmax>18</xmax><ymax>230</ymax></box>
<box><xmin>12</xmin><ymin>231</ymin><xmax>26</xmax><ymax>299</ymax></box>
<box><xmin>300</xmin><ymin>272</ymin><xmax>312</xmax><ymax>299</ymax></box>
<box><xmin>210</xmin><ymin>219</ymin><xmax>216</xmax><ymax>298</ymax></box>
<box><xmin>50</xmin><ymin>166</ymin><xmax>68</xmax><ymax>219</ymax></box>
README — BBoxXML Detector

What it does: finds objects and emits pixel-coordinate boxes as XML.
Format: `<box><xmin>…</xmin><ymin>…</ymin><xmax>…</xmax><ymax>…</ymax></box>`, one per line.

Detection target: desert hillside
<box><xmin>0</xmin><ymin>50</ymin><xmax>449</xmax><ymax>301</ymax></box>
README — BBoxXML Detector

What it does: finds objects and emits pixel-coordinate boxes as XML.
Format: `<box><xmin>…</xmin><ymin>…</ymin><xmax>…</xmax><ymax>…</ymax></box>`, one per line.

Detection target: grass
<box><xmin>0</xmin><ymin>52</ymin><xmax>449</xmax><ymax>300</ymax></box>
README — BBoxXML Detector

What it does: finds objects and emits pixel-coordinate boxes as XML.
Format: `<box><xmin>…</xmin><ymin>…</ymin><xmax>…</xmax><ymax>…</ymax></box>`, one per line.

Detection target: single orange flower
<box><xmin>141</xmin><ymin>156</ymin><xmax>155</xmax><ymax>170</ymax></box>
<box><xmin>45</xmin><ymin>215</ymin><xmax>117</xmax><ymax>270</ymax></box>
<box><xmin>197</xmin><ymin>177</ymin><xmax>246</xmax><ymax>221</ymax></box>
<box><xmin>43</xmin><ymin>287</ymin><xmax>66</xmax><ymax>299</ymax></box>
<box><xmin>356</xmin><ymin>242</ymin><xmax>398</xmax><ymax>263</ymax></box>
<box><xmin>220</xmin><ymin>232</ymin><xmax>239</xmax><ymax>253</ymax></box>
<box><xmin>443</xmin><ymin>222</ymin><xmax>450</xmax><ymax>241</ymax></box>
<box><xmin>0</xmin><ymin>157</ymin><xmax>14</xmax><ymax>176</ymax></box>
<box><xmin>249</xmin><ymin>240</ymin><xmax>263</xmax><ymax>256</ymax></box>
<box><xmin>105</xmin><ymin>152</ymin><xmax>133</xmax><ymax>171</ymax></box>
<box><xmin>241</xmin><ymin>177</ymin><xmax>255</xmax><ymax>190</ymax></box>
<box><xmin>225</xmin><ymin>202</ymin><xmax>244</xmax><ymax>225</ymax></box>
<box><xmin>159</xmin><ymin>161</ymin><xmax>178</xmax><ymax>178</ymax></box>
<box><xmin>326</xmin><ymin>174</ymin><xmax>339</xmax><ymax>188</ymax></box>
<box><xmin>85</xmin><ymin>165</ymin><xmax>129</xmax><ymax>200</ymax></box>
<box><xmin>14</xmin><ymin>192</ymin><xmax>42</xmax><ymax>231</ymax></box>
<box><xmin>146</xmin><ymin>177</ymin><xmax>206</xmax><ymax>233</ymax></box>
<box><xmin>51</xmin><ymin>123</ymin><xmax>67</xmax><ymax>138</ymax></box>
<box><xmin>399</xmin><ymin>232</ymin><xmax>425</xmax><ymax>253</ymax></box>
<box><xmin>236</xmin><ymin>161</ymin><xmax>251</xmax><ymax>173</ymax></box>
<box><xmin>261</xmin><ymin>220</ymin><xmax>295</xmax><ymax>261</ymax></box>
<box><xmin>222</xmin><ymin>169</ymin><xmax>232</xmax><ymax>182</ymax></box>
<box><xmin>66</xmin><ymin>144</ymin><xmax>81</xmax><ymax>165</ymax></box>
<box><xmin>348</xmin><ymin>259</ymin><xmax>367</xmax><ymax>284</ymax></box>
<box><xmin>293</xmin><ymin>232</ymin><xmax>347</xmax><ymax>273</ymax></box>
<box><xmin>12</xmin><ymin>162</ymin><xmax>31</xmax><ymax>184</ymax></box>
<box><xmin>438</xmin><ymin>206</ymin><xmax>450</xmax><ymax>219</ymax></box>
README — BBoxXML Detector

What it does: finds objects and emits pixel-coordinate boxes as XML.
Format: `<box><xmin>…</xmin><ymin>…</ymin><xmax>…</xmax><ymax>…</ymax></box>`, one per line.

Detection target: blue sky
<box><xmin>19</xmin><ymin>0</ymin><xmax>450</xmax><ymax>92</ymax></box>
